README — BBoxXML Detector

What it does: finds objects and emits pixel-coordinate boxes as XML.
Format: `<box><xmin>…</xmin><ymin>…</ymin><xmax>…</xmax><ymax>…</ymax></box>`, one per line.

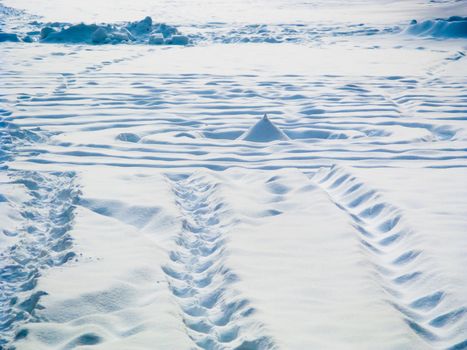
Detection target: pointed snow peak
<box><xmin>239</xmin><ymin>114</ymin><xmax>290</xmax><ymax>142</ymax></box>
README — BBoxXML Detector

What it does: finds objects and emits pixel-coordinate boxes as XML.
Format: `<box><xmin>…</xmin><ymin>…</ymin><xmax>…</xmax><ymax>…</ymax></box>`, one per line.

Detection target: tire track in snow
<box><xmin>0</xmin><ymin>170</ymin><xmax>79</xmax><ymax>348</ymax></box>
<box><xmin>313</xmin><ymin>165</ymin><xmax>467</xmax><ymax>350</ymax></box>
<box><xmin>163</xmin><ymin>173</ymin><xmax>275</xmax><ymax>350</ymax></box>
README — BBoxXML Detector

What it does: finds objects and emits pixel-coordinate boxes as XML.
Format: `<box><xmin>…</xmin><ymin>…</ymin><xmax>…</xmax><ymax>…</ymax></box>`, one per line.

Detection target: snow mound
<box><xmin>36</xmin><ymin>17</ymin><xmax>189</xmax><ymax>45</ymax></box>
<box><xmin>406</xmin><ymin>16</ymin><xmax>467</xmax><ymax>38</ymax></box>
<box><xmin>239</xmin><ymin>114</ymin><xmax>290</xmax><ymax>142</ymax></box>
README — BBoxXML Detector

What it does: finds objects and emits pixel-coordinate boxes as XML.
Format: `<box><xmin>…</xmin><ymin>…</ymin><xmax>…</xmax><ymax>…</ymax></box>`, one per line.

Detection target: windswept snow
<box><xmin>1</xmin><ymin>0</ymin><xmax>467</xmax><ymax>349</ymax></box>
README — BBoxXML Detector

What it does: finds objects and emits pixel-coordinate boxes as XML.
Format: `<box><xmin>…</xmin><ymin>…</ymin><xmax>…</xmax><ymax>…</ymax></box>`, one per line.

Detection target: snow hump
<box><xmin>239</xmin><ymin>114</ymin><xmax>290</xmax><ymax>142</ymax></box>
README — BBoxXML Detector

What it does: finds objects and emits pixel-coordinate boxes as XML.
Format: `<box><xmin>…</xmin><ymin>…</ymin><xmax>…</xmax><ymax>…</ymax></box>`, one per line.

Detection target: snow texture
<box><xmin>1</xmin><ymin>0</ymin><xmax>467</xmax><ymax>349</ymax></box>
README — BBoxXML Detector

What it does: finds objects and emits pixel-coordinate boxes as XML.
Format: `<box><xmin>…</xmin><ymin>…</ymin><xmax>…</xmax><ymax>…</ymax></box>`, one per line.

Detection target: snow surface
<box><xmin>1</xmin><ymin>0</ymin><xmax>467</xmax><ymax>349</ymax></box>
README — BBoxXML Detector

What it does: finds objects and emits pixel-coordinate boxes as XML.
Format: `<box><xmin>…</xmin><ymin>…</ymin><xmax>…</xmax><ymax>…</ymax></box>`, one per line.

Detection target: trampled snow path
<box><xmin>0</xmin><ymin>170</ymin><xmax>79</xmax><ymax>347</ymax></box>
<box><xmin>1</xmin><ymin>103</ymin><xmax>79</xmax><ymax>348</ymax></box>
<box><xmin>163</xmin><ymin>174</ymin><xmax>275</xmax><ymax>350</ymax></box>
<box><xmin>313</xmin><ymin>165</ymin><xmax>467</xmax><ymax>349</ymax></box>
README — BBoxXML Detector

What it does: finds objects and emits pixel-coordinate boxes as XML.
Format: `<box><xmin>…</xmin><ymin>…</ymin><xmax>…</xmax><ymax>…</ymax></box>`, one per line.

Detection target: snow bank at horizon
<box><xmin>406</xmin><ymin>16</ymin><xmax>467</xmax><ymax>38</ymax></box>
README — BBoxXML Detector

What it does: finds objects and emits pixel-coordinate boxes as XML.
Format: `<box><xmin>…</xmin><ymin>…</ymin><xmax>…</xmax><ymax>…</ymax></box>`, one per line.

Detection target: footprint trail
<box><xmin>0</xmin><ymin>170</ymin><xmax>79</xmax><ymax>347</ymax></box>
<box><xmin>163</xmin><ymin>173</ymin><xmax>275</xmax><ymax>350</ymax></box>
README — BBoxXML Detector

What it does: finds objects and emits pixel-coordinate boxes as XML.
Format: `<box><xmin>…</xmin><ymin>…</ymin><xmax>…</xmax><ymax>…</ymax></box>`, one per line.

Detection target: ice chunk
<box><xmin>91</xmin><ymin>27</ymin><xmax>107</xmax><ymax>44</ymax></box>
<box><xmin>112</xmin><ymin>31</ymin><xmax>131</xmax><ymax>43</ymax></box>
<box><xmin>42</xmin><ymin>23</ymin><xmax>132</xmax><ymax>44</ymax></box>
<box><xmin>42</xmin><ymin>23</ymin><xmax>99</xmax><ymax>43</ymax></box>
<box><xmin>0</xmin><ymin>32</ymin><xmax>20</xmax><ymax>42</ymax></box>
<box><xmin>155</xmin><ymin>23</ymin><xmax>178</xmax><ymax>38</ymax></box>
<box><xmin>24</xmin><ymin>17</ymin><xmax>185</xmax><ymax>45</ymax></box>
<box><xmin>127</xmin><ymin>16</ymin><xmax>152</xmax><ymax>35</ymax></box>
<box><xmin>167</xmin><ymin>35</ymin><xmax>189</xmax><ymax>45</ymax></box>
<box><xmin>40</xmin><ymin>27</ymin><xmax>56</xmax><ymax>39</ymax></box>
<box><xmin>149</xmin><ymin>33</ymin><xmax>164</xmax><ymax>45</ymax></box>
<box><xmin>239</xmin><ymin>114</ymin><xmax>290</xmax><ymax>142</ymax></box>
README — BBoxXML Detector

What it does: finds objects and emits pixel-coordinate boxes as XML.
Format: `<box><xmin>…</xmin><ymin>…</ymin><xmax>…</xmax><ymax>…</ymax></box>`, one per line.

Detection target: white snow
<box><xmin>1</xmin><ymin>0</ymin><xmax>467</xmax><ymax>349</ymax></box>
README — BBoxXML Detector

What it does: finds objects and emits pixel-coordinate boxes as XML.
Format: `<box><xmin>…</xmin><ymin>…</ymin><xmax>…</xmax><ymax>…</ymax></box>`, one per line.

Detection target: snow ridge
<box><xmin>313</xmin><ymin>165</ymin><xmax>467</xmax><ymax>349</ymax></box>
<box><xmin>163</xmin><ymin>173</ymin><xmax>275</xmax><ymax>350</ymax></box>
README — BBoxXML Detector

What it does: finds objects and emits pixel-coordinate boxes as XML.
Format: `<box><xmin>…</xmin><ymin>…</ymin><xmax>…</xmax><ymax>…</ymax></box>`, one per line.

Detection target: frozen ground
<box><xmin>1</xmin><ymin>0</ymin><xmax>467</xmax><ymax>349</ymax></box>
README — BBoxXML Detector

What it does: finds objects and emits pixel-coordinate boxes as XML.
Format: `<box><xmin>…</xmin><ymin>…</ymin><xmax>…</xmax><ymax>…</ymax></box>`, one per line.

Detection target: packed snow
<box><xmin>1</xmin><ymin>0</ymin><xmax>467</xmax><ymax>349</ymax></box>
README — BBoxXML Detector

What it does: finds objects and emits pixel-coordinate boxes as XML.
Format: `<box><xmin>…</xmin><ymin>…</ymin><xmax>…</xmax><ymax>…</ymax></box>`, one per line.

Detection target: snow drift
<box><xmin>406</xmin><ymin>16</ymin><xmax>467</xmax><ymax>38</ymax></box>
<box><xmin>239</xmin><ymin>114</ymin><xmax>290</xmax><ymax>142</ymax></box>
